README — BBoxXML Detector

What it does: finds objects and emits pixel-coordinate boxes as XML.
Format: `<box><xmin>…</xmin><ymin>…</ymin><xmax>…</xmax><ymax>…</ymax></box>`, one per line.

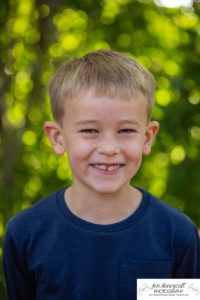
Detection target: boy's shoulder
<box><xmin>146</xmin><ymin>190</ymin><xmax>197</xmax><ymax>245</ymax></box>
<box><xmin>6</xmin><ymin>187</ymin><xmax>65</xmax><ymax>237</ymax></box>
<box><xmin>149</xmin><ymin>191</ymin><xmax>195</xmax><ymax>227</ymax></box>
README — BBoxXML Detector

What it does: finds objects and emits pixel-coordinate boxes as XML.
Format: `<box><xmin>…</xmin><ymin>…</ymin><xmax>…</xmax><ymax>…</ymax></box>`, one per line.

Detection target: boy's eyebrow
<box><xmin>75</xmin><ymin>120</ymin><xmax>140</xmax><ymax>126</ymax></box>
<box><xmin>118</xmin><ymin>120</ymin><xmax>140</xmax><ymax>126</ymax></box>
<box><xmin>75</xmin><ymin>120</ymin><xmax>99</xmax><ymax>125</ymax></box>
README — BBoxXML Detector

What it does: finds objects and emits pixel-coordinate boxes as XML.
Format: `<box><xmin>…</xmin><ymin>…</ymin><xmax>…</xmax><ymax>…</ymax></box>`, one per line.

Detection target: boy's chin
<box><xmin>87</xmin><ymin>182</ymin><xmax>129</xmax><ymax>196</ymax></box>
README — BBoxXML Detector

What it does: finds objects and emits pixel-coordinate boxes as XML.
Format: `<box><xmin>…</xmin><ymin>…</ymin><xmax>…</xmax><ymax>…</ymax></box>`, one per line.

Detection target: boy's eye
<box><xmin>118</xmin><ymin>129</ymin><xmax>137</xmax><ymax>134</ymax></box>
<box><xmin>79</xmin><ymin>129</ymin><xmax>98</xmax><ymax>134</ymax></box>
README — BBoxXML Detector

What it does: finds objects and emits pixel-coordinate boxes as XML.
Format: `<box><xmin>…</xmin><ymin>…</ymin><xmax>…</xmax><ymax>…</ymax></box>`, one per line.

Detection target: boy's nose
<box><xmin>97</xmin><ymin>136</ymin><xmax>120</xmax><ymax>156</ymax></box>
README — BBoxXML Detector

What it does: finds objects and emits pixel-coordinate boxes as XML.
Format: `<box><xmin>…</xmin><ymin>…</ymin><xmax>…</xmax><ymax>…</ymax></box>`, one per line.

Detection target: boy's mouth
<box><xmin>90</xmin><ymin>164</ymin><xmax>124</xmax><ymax>171</ymax></box>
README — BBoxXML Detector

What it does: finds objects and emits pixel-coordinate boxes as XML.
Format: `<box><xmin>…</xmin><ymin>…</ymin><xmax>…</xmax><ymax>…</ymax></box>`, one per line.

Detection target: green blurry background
<box><xmin>0</xmin><ymin>0</ymin><xmax>200</xmax><ymax>297</ymax></box>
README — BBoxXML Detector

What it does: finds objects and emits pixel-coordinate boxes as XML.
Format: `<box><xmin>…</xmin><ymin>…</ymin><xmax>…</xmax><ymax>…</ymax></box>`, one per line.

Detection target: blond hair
<box><xmin>48</xmin><ymin>50</ymin><xmax>156</xmax><ymax>122</ymax></box>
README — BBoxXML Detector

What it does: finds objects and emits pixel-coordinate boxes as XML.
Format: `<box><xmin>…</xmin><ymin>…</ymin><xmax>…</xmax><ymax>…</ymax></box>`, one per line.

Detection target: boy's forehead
<box><xmin>63</xmin><ymin>88</ymin><xmax>147</xmax><ymax>105</ymax></box>
<box><xmin>61</xmin><ymin>90</ymin><xmax>148</xmax><ymax>124</ymax></box>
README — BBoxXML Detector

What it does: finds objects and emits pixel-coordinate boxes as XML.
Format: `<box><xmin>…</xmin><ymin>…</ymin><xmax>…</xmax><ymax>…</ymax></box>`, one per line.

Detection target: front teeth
<box><xmin>95</xmin><ymin>164</ymin><xmax>107</xmax><ymax>170</ymax></box>
<box><xmin>107</xmin><ymin>165</ymin><xmax>119</xmax><ymax>171</ymax></box>
<box><xmin>94</xmin><ymin>164</ymin><xmax>121</xmax><ymax>171</ymax></box>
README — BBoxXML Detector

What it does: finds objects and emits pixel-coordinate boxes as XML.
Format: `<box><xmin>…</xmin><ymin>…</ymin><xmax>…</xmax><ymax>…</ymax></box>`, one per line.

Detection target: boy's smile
<box><xmin>90</xmin><ymin>163</ymin><xmax>124</xmax><ymax>174</ymax></box>
<box><xmin>45</xmin><ymin>90</ymin><xmax>159</xmax><ymax>199</ymax></box>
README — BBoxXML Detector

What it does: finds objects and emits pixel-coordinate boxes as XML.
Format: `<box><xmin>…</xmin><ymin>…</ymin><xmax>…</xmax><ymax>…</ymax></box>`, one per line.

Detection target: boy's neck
<box><xmin>64</xmin><ymin>185</ymin><xmax>142</xmax><ymax>225</ymax></box>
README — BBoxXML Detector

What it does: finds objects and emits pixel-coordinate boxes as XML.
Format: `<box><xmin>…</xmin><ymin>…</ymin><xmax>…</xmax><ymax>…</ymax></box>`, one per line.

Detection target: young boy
<box><xmin>3</xmin><ymin>50</ymin><xmax>200</xmax><ymax>299</ymax></box>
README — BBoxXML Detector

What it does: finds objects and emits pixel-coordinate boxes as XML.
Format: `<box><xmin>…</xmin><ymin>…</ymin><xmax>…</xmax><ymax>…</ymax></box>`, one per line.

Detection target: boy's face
<box><xmin>45</xmin><ymin>90</ymin><xmax>159</xmax><ymax>196</ymax></box>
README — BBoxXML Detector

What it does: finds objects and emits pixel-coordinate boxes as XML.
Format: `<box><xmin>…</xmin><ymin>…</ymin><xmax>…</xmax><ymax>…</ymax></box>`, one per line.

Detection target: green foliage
<box><xmin>1</xmin><ymin>0</ymin><xmax>200</xmax><ymax>296</ymax></box>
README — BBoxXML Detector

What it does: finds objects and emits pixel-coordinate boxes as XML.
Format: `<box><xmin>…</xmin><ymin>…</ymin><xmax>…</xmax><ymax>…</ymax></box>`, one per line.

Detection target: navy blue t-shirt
<box><xmin>3</xmin><ymin>187</ymin><xmax>200</xmax><ymax>299</ymax></box>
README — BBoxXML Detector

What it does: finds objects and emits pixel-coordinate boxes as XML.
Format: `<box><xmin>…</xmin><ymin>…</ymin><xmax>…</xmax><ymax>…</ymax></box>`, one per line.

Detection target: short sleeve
<box><xmin>173</xmin><ymin>228</ymin><xmax>200</xmax><ymax>278</ymax></box>
<box><xmin>3</xmin><ymin>223</ymin><xmax>35</xmax><ymax>300</ymax></box>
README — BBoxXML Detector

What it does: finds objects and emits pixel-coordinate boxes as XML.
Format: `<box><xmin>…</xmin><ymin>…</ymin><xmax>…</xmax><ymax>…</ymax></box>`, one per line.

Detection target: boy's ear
<box><xmin>143</xmin><ymin>121</ymin><xmax>160</xmax><ymax>156</ymax></box>
<box><xmin>44</xmin><ymin>121</ymin><xmax>65</xmax><ymax>156</ymax></box>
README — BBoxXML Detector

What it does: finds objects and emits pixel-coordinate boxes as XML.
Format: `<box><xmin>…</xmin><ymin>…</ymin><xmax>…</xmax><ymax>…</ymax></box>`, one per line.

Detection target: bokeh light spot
<box><xmin>22</xmin><ymin>130</ymin><xmax>37</xmax><ymax>146</ymax></box>
<box><xmin>170</xmin><ymin>146</ymin><xmax>186</xmax><ymax>164</ymax></box>
<box><xmin>190</xmin><ymin>126</ymin><xmax>200</xmax><ymax>141</ymax></box>
<box><xmin>6</xmin><ymin>104</ymin><xmax>25</xmax><ymax>128</ymax></box>
<box><xmin>61</xmin><ymin>34</ymin><xmax>82</xmax><ymax>51</ymax></box>
<box><xmin>156</xmin><ymin>89</ymin><xmax>171</xmax><ymax>106</ymax></box>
